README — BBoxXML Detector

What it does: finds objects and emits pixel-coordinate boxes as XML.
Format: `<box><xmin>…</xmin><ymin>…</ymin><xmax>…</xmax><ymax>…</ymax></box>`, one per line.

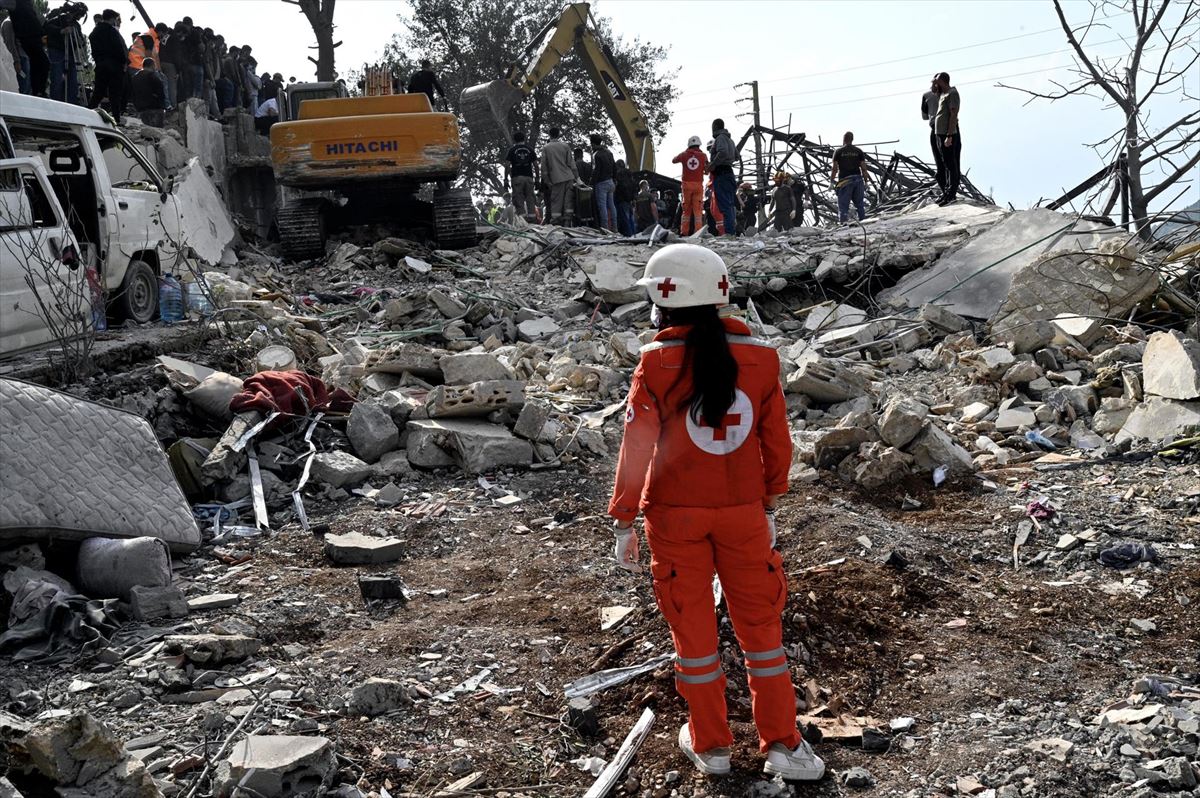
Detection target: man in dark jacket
<box><xmin>407</xmin><ymin>59</ymin><xmax>444</xmax><ymax>108</ymax></box>
<box><xmin>88</xmin><ymin>9</ymin><xmax>127</xmax><ymax>122</ymax></box>
<box><xmin>12</xmin><ymin>0</ymin><xmax>49</xmax><ymax>96</ymax></box>
<box><xmin>44</xmin><ymin>2</ymin><xmax>88</xmax><ymax>104</ymax></box>
<box><xmin>613</xmin><ymin>160</ymin><xmax>636</xmax><ymax>235</ymax></box>
<box><xmin>708</xmin><ymin>118</ymin><xmax>738</xmax><ymax>236</ymax></box>
<box><xmin>131</xmin><ymin>57</ymin><xmax>165</xmax><ymax>126</ymax></box>
<box><xmin>503</xmin><ymin>131</ymin><xmax>538</xmax><ymax>222</ymax></box>
<box><xmin>590</xmin><ymin>134</ymin><xmax>616</xmax><ymax>232</ymax></box>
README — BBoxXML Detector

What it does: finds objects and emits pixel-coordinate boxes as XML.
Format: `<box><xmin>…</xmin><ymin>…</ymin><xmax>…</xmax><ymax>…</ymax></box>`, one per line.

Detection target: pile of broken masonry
<box><xmin>1</xmin><ymin>124</ymin><xmax>1199</xmax><ymax>798</ymax></box>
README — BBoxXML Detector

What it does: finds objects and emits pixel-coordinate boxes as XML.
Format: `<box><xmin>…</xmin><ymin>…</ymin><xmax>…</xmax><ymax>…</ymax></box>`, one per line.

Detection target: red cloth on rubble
<box><xmin>228</xmin><ymin>370</ymin><xmax>355</xmax><ymax>417</ymax></box>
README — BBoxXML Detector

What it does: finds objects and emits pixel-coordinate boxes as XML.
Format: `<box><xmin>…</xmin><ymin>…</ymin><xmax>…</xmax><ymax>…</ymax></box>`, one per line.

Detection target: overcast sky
<box><xmin>129</xmin><ymin>0</ymin><xmax>1196</xmax><ymax>212</ymax></box>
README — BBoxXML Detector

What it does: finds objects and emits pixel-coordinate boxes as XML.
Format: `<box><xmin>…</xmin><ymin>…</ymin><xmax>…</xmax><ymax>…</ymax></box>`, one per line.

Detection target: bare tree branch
<box><xmin>1053</xmin><ymin>0</ymin><xmax>1132</xmax><ymax>109</ymax></box>
<box><xmin>1143</xmin><ymin>146</ymin><xmax>1200</xmax><ymax>201</ymax></box>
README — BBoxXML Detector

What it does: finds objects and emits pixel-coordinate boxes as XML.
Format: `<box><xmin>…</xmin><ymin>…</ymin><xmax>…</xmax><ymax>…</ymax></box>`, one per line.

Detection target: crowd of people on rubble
<box><xmin>494</xmin><ymin>71</ymin><xmax>962</xmax><ymax>235</ymax></box>
<box><xmin>1</xmin><ymin>0</ymin><xmax>284</xmax><ymax>129</ymax></box>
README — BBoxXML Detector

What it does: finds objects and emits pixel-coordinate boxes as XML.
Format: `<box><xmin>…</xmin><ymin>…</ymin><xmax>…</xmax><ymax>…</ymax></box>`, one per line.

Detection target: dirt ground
<box><xmin>6</xmin><ymin>415</ymin><xmax>1194</xmax><ymax>797</ymax></box>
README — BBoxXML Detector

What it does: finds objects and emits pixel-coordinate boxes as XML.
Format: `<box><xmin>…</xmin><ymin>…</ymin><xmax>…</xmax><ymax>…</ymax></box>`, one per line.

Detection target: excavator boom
<box><xmin>460</xmin><ymin>2</ymin><xmax>655</xmax><ymax>173</ymax></box>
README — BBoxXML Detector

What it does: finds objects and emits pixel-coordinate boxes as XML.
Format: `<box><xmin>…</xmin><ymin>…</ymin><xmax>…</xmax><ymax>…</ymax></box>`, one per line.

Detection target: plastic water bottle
<box><xmin>185</xmin><ymin>278</ymin><xmax>214</xmax><ymax>317</ymax></box>
<box><xmin>159</xmin><ymin>274</ymin><xmax>184</xmax><ymax>323</ymax></box>
<box><xmin>85</xmin><ymin>267</ymin><xmax>106</xmax><ymax>332</ymax></box>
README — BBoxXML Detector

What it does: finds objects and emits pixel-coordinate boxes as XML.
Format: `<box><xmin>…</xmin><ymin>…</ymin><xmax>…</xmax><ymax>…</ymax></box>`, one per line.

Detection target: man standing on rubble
<box><xmin>88</xmin><ymin>9</ymin><xmax>127</xmax><ymax>123</ymax></box>
<box><xmin>708</xmin><ymin>119</ymin><xmax>738</xmax><ymax>236</ymax></box>
<box><xmin>538</xmin><ymin>126</ymin><xmax>578</xmax><ymax>226</ymax></box>
<box><xmin>504</xmin><ymin>131</ymin><xmax>539</xmax><ymax>222</ymax></box>
<box><xmin>590</xmin><ymin>134</ymin><xmax>617</xmax><ymax>232</ymax></box>
<box><xmin>931</xmin><ymin>72</ymin><xmax>961</xmax><ymax>205</ymax></box>
<box><xmin>672</xmin><ymin>135</ymin><xmax>708</xmax><ymax>236</ymax></box>
<box><xmin>407</xmin><ymin>59</ymin><xmax>445</xmax><ymax>109</ymax></box>
<box><xmin>921</xmin><ymin>77</ymin><xmax>945</xmax><ymax>198</ymax></box>
<box><xmin>830</xmin><ymin>131</ymin><xmax>871</xmax><ymax>223</ymax></box>
<box><xmin>608</xmin><ymin>243</ymin><xmax>825</xmax><ymax>783</ymax></box>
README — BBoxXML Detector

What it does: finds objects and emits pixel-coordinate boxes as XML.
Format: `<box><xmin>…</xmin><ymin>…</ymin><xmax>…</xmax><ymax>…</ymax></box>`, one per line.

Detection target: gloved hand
<box><xmin>766</xmin><ymin>508</ymin><xmax>778</xmax><ymax>549</ymax></box>
<box><xmin>614</xmin><ymin>523</ymin><xmax>641</xmax><ymax>573</ymax></box>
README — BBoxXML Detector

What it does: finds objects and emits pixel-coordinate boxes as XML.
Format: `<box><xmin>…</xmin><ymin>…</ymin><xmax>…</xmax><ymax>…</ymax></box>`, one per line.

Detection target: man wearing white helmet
<box><xmin>608</xmin><ymin>244</ymin><xmax>825</xmax><ymax>782</ymax></box>
<box><xmin>671</xmin><ymin>136</ymin><xmax>709</xmax><ymax>236</ymax></box>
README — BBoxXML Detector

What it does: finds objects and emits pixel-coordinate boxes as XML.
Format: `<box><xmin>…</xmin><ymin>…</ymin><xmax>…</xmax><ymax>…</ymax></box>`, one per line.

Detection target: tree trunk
<box><xmin>289</xmin><ymin>0</ymin><xmax>338</xmax><ymax>81</ymax></box>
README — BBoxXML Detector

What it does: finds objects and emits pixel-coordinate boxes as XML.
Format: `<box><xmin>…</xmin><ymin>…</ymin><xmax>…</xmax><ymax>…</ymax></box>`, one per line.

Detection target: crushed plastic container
<box><xmin>185</xmin><ymin>277</ymin><xmax>214</xmax><ymax>317</ymax></box>
<box><xmin>159</xmin><ymin>274</ymin><xmax>184</xmax><ymax>323</ymax></box>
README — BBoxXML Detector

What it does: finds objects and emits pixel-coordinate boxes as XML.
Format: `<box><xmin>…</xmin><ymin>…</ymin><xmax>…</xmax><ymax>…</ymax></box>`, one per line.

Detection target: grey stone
<box><xmin>1163</xmin><ymin>756</ymin><xmax>1197</xmax><ymax>790</ymax></box>
<box><xmin>879</xmin><ymin>397</ymin><xmax>928</xmax><ymax>448</ymax></box>
<box><xmin>995</xmin><ymin>398</ymin><xmax>1037</xmax><ymax>432</ymax></box>
<box><xmin>1094</xmin><ymin>342</ymin><xmax>1145</xmax><ymax>367</ymax></box>
<box><xmin>1092</xmin><ymin>397</ymin><xmax>1137</xmax><ymax>435</ymax></box>
<box><xmin>216</xmin><ymin>736</ymin><xmax>336</xmax><ymax>798</ymax></box>
<box><xmin>1004</xmin><ymin>320</ymin><xmax>1056</xmax><ymax>354</ymax></box>
<box><xmin>517</xmin><ymin>317</ymin><xmax>560</xmax><ymax>341</ymax></box>
<box><xmin>964</xmin><ymin>346</ymin><xmax>1015</xmax><ymax>380</ymax></box>
<box><xmin>406</xmin><ymin>419</ymin><xmax>533</xmax><ymax>474</ymax></box>
<box><xmin>426</xmin><ymin>380</ymin><xmax>526</xmax><ymax>418</ymax></box>
<box><xmin>367</xmin><ymin>342</ymin><xmax>443</xmax><ymax>381</ymax></box>
<box><xmin>1116</xmin><ymin>397</ymin><xmax>1200</xmax><ymax>443</ymax></box>
<box><xmin>345</xmin><ymin>678</ymin><xmax>410</xmax><ymax>717</ymax></box>
<box><xmin>1143</xmin><ymin>330</ymin><xmax>1200</xmax><ymax>400</ymax></box>
<box><xmin>919</xmin><ymin>303</ymin><xmax>967</xmax><ymax>334</ymax></box>
<box><xmin>311</xmin><ymin>451</ymin><xmax>372</xmax><ymax>488</ymax></box>
<box><xmin>129</xmin><ymin>585</ymin><xmax>189</xmax><ymax>622</ymax></box>
<box><xmin>854</xmin><ymin>447</ymin><xmax>912</xmax><ymax>489</ymax></box>
<box><xmin>814</xmin><ymin>427</ymin><xmax>869</xmax><ymax>469</ymax></box>
<box><xmin>347</xmin><ymin>403</ymin><xmax>400</xmax><ymax>464</ymax></box>
<box><xmin>1069</xmin><ymin>420</ymin><xmax>1105</xmax><ymax>450</ymax></box>
<box><xmin>439</xmin><ymin>352</ymin><xmax>513</xmax><ymax>384</ymax></box>
<box><xmin>187</xmin><ymin>593</ymin><xmax>241</xmax><ymax>612</ymax></box>
<box><xmin>374</xmin><ymin>450</ymin><xmax>416</xmax><ymax>480</ymax></box>
<box><xmin>906</xmin><ymin>424</ymin><xmax>974</xmax><ymax>474</ymax></box>
<box><xmin>427</xmin><ymin>288</ymin><xmax>468</xmax><ymax>318</ymax></box>
<box><xmin>164</xmin><ymin>634</ymin><xmax>261</xmax><ymax>665</ymax></box>
<box><xmin>1043</xmin><ymin>384</ymin><xmax>1098</xmax><ymax>417</ymax></box>
<box><xmin>588</xmin><ymin>259</ymin><xmax>644</xmax><ymax>304</ymax></box>
<box><xmin>1051</xmin><ymin>313</ymin><xmax>1103</xmax><ymax>346</ymax></box>
<box><xmin>379</xmin><ymin>389</ymin><xmax>423</xmax><ymax>426</ymax></box>
<box><xmin>513</xmin><ymin>400</ymin><xmax>553</xmax><ymax>441</ymax></box>
<box><xmin>1002</xmin><ymin>361</ymin><xmax>1044</xmax><ymax>385</ymax></box>
<box><xmin>841</xmin><ymin>766</ymin><xmax>874</xmax><ymax>788</ymax></box>
<box><xmin>21</xmin><ymin>711</ymin><xmax>160</xmax><ymax>796</ymax></box>
<box><xmin>323</xmin><ymin>532</ymin><xmax>405</xmax><ymax>565</ymax></box>
<box><xmin>784</xmin><ymin>358</ymin><xmax>870</xmax><ymax>403</ymax></box>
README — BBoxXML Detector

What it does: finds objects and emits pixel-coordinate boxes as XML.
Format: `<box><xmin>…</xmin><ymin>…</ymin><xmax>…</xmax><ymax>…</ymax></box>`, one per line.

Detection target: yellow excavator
<box><xmin>460</xmin><ymin>2</ymin><xmax>659</xmax><ymax>176</ymax></box>
<box><xmin>270</xmin><ymin>66</ymin><xmax>477</xmax><ymax>260</ymax></box>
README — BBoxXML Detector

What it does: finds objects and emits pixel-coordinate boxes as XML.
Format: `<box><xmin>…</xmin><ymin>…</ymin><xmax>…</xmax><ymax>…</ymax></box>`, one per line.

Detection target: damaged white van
<box><xmin>0</xmin><ymin>91</ymin><xmax>185</xmax><ymax>340</ymax></box>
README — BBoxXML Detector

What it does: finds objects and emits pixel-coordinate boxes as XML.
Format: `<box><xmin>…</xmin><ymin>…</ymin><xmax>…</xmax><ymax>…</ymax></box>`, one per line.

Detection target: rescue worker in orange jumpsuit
<box><xmin>672</xmin><ymin>136</ymin><xmax>708</xmax><ymax>236</ymax></box>
<box><xmin>607</xmin><ymin>244</ymin><xmax>825</xmax><ymax>781</ymax></box>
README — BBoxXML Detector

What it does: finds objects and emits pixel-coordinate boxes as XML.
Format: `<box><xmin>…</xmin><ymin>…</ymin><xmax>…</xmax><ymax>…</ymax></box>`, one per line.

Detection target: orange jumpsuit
<box><xmin>672</xmin><ymin>147</ymin><xmax>708</xmax><ymax>236</ymax></box>
<box><xmin>609</xmin><ymin>317</ymin><xmax>801</xmax><ymax>754</ymax></box>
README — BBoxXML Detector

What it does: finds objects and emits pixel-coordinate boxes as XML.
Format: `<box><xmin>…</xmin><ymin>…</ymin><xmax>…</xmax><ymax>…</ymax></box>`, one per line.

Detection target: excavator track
<box><xmin>432</xmin><ymin>191</ymin><xmax>478</xmax><ymax>249</ymax></box>
<box><xmin>277</xmin><ymin>200</ymin><xmax>327</xmax><ymax>261</ymax></box>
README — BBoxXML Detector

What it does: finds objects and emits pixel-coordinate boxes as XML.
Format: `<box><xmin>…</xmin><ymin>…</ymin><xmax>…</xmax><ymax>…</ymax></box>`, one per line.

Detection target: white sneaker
<box><xmin>763</xmin><ymin>738</ymin><xmax>825</xmax><ymax>780</ymax></box>
<box><xmin>678</xmin><ymin>723</ymin><xmax>731</xmax><ymax>775</ymax></box>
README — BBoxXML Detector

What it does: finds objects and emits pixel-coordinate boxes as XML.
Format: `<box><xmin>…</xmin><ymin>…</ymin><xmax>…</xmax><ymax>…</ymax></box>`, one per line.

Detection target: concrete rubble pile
<box><xmin>1</xmin><ymin>136</ymin><xmax>1198</xmax><ymax>798</ymax></box>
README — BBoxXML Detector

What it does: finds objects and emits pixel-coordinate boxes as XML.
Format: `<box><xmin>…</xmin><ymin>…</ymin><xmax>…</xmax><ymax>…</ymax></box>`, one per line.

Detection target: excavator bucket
<box><xmin>459</xmin><ymin>80</ymin><xmax>525</xmax><ymax>148</ymax></box>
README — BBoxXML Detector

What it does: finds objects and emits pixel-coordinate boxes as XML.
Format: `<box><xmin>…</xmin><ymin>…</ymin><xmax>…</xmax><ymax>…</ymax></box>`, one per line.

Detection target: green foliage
<box><xmin>378</xmin><ymin>0</ymin><xmax>678</xmax><ymax>195</ymax></box>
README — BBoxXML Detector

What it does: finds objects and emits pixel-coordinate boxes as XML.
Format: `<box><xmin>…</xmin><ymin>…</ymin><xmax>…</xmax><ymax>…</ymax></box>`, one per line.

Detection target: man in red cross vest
<box><xmin>607</xmin><ymin>243</ymin><xmax>824</xmax><ymax>781</ymax></box>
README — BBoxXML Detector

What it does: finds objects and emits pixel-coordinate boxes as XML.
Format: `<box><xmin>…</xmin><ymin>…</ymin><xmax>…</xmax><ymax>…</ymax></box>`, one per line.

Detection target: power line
<box><xmin>673</xmin><ymin>13</ymin><xmax>1129</xmax><ymax>101</ymax></box>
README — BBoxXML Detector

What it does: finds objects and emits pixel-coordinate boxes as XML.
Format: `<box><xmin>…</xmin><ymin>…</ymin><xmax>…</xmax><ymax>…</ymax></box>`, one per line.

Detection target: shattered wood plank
<box><xmin>582</xmin><ymin>707</ymin><xmax>655</xmax><ymax>798</ymax></box>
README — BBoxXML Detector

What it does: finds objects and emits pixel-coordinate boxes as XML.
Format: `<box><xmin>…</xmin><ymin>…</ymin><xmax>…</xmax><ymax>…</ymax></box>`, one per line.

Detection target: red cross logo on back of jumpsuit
<box><xmin>657</xmin><ymin>278</ymin><xmax>678</xmax><ymax>299</ymax></box>
<box><xmin>703</xmin><ymin>413</ymin><xmax>741</xmax><ymax>440</ymax></box>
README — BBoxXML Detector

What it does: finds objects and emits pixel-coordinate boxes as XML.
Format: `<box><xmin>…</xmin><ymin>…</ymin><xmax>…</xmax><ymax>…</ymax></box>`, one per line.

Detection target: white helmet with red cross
<box><xmin>637</xmin><ymin>244</ymin><xmax>732</xmax><ymax>308</ymax></box>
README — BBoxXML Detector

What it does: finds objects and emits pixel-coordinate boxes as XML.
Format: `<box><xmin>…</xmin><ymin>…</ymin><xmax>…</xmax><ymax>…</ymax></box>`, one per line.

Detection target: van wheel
<box><xmin>118</xmin><ymin>260</ymin><xmax>159</xmax><ymax>323</ymax></box>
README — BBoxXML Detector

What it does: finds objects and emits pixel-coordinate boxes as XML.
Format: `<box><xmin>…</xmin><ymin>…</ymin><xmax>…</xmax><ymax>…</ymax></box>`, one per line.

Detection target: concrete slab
<box><xmin>880</xmin><ymin>209</ymin><xmax>1116</xmax><ymax>318</ymax></box>
<box><xmin>171</xmin><ymin>158</ymin><xmax>236</xmax><ymax>264</ymax></box>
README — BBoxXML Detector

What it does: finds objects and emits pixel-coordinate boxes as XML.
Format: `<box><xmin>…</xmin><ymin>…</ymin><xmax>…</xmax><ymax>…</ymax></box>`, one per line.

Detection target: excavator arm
<box><xmin>460</xmin><ymin>2</ymin><xmax>655</xmax><ymax>173</ymax></box>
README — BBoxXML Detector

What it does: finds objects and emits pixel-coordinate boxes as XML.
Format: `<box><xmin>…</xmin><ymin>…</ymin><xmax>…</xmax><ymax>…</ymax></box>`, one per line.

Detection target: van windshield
<box><xmin>96</xmin><ymin>135</ymin><xmax>159</xmax><ymax>192</ymax></box>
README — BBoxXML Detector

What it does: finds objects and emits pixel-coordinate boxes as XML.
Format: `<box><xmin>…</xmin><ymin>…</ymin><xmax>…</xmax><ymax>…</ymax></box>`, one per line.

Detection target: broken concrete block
<box><xmin>1043</xmin><ymin>385</ymin><xmax>1099</xmax><ymax>417</ymax></box>
<box><xmin>1002</xmin><ymin>361</ymin><xmax>1043</xmax><ymax>385</ymax></box>
<box><xmin>1115</xmin><ymin>397</ymin><xmax>1200</xmax><ymax>443</ymax></box>
<box><xmin>379</xmin><ymin>389</ymin><xmax>423</xmax><ymax>426</ymax></box>
<box><xmin>804</xmin><ymin>302</ymin><xmax>867</xmax><ymax>333</ymax></box>
<box><xmin>170</xmin><ymin>157</ymin><xmax>236</xmax><ymax>264</ymax></box>
<box><xmin>1051</xmin><ymin>313</ymin><xmax>1102</xmax><ymax>347</ymax></box>
<box><xmin>784</xmin><ymin>359</ymin><xmax>869</xmax><ymax>403</ymax></box>
<box><xmin>407</xmin><ymin>419</ymin><xmax>533</xmax><ymax>473</ymax></box>
<box><xmin>517</xmin><ymin>317</ymin><xmax>560</xmax><ymax>341</ymax></box>
<box><xmin>1143</xmin><ymin>330</ymin><xmax>1200</xmax><ymax>400</ymax></box>
<box><xmin>21</xmin><ymin>711</ymin><xmax>160</xmax><ymax>797</ymax></box>
<box><xmin>427</xmin><ymin>288</ymin><xmax>468</xmax><ymax>318</ymax></box>
<box><xmin>589</xmin><ymin>259</ymin><xmax>644</xmax><ymax>304</ymax></box>
<box><xmin>1005</xmin><ymin>320</ymin><xmax>1055</xmax><ymax>355</ymax></box>
<box><xmin>814</xmin><ymin>428</ymin><xmax>870</xmax><ymax>469</ymax></box>
<box><xmin>129</xmin><ymin>585</ymin><xmax>190</xmax><ymax>621</ymax></box>
<box><xmin>960</xmin><ymin>402</ymin><xmax>992</xmax><ymax>423</ymax></box>
<box><xmin>439</xmin><ymin>352</ymin><xmax>513</xmax><ymax>384</ymax></box>
<box><xmin>187</xmin><ymin>593</ymin><xmax>241</xmax><ymax>612</ymax></box>
<box><xmin>366</xmin><ymin>342</ymin><xmax>443</xmax><ymax>381</ymax></box>
<box><xmin>323</xmin><ymin>532</ymin><xmax>405</xmax><ymax>565</ymax></box>
<box><xmin>1092</xmin><ymin>397</ymin><xmax>1137</xmax><ymax>435</ymax></box>
<box><xmin>164</xmin><ymin>634</ymin><xmax>261</xmax><ymax>665</ymax></box>
<box><xmin>906</xmin><ymin>424</ymin><xmax>974</xmax><ymax>474</ymax></box>
<box><xmin>963</xmin><ymin>346</ymin><xmax>1015</xmax><ymax>380</ymax></box>
<box><xmin>216</xmin><ymin>736</ymin><xmax>336</xmax><ymax>798</ymax></box>
<box><xmin>995</xmin><ymin>398</ymin><xmax>1037</xmax><ymax>432</ymax></box>
<box><xmin>345</xmin><ymin>678</ymin><xmax>410</xmax><ymax>717</ymax></box>
<box><xmin>201</xmin><ymin>411</ymin><xmax>263</xmax><ymax>485</ymax></box>
<box><xmin>426</xmin><ymin>380</ymin><xmax>526</xmax><ymax>419</ymax></box>
<box><xmin>1069</xmin><ymin>420</ymin><xmax>1106</xmax><ymax>450</ymax></box>
<box><xmin>879</xmin><ymin>397</ymin><xmax>929</xmax><ymax>448</ymax></box>
<box><xmin>311</xmin><ymin>451</ymin><xmax>372</xmax><ymax>488</ymax></box>
<box><xmin>347</xmin><ymin>403</ymin><xmax>400</xmax><ymax>464</ymax></box>
<box><xmin>919</xmin><ymin>303</ymin><xmax>968</xmax><ymax>334</ymax></box>
<box><xmin>513</xmin><ymin>400</ymin><xmax>553</xmax><ymax>441</ymax></box>
<box><xmin>854</xmin><ymin>446</ymin><xmax>913</xmax><ymax>490</ymax></box>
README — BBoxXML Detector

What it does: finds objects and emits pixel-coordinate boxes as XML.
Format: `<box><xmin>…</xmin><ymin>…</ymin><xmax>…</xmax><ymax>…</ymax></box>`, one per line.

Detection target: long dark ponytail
<box><xmin>663</xmin><ymin>306</ymin><xmax>739</xmax><ymax>428</ymax></box>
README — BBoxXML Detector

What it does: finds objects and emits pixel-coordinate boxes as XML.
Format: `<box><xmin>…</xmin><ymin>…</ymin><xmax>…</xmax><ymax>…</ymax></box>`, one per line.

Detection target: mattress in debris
<box><xmin>0</xmin><ymin>378</ymin><xmax>201</xmax><ymax>552</ymax></box>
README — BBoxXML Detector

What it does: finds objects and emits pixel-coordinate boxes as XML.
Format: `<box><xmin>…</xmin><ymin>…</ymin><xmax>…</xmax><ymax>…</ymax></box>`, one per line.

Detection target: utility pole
<box><xmin>750</xmin><ymin>80</ymin><xmax>764</xmax><ymax>199</ymax></box>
